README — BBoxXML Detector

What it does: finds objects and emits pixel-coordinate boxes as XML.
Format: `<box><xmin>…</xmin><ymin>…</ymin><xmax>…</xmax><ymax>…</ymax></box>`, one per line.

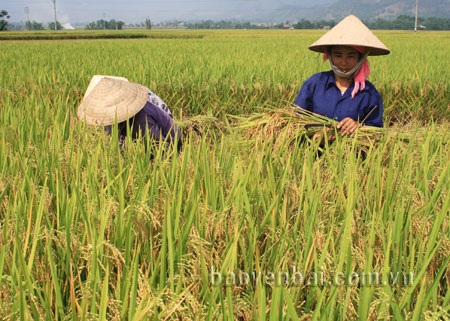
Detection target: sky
<box><xmin>3</xmin><ymin>0</ymin><xmax>335</xmax><ymax>24</ymax></box>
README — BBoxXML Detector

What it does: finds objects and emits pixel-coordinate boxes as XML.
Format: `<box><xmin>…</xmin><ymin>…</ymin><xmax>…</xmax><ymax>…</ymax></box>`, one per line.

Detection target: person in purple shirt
<box><xmin>104</xmin><ymin>90</ymin><xmax>182</xmax><ymax>152</ymax></box>
<box><xmin>78</xmin><ymin>75</ymin><xmax>181</xmax><ymax>154</ymax></box>
<box><xmin>295</xmin><ymin>15</ymin><xmax>390</xmax><ymax>141</ymax></box>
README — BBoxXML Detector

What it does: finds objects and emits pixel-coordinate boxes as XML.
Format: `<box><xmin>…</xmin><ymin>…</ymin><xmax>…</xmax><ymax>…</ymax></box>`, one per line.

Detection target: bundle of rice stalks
<box><xmin>233</xmin><ymin>106</ymin><xmax>450</xmax><ymax>158</ymax></box>
<box><xmin>232</xmin><ymin>105</ymin><xmax>388</xmax><ymax>152</ymax></box>
<box><xmin>176</xmin><ymin>114</ymin><xmax>221</xmax><ymax>136</ymax></box>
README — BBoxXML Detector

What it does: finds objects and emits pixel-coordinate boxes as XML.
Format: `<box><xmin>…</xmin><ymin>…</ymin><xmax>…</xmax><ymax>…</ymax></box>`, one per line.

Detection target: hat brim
<box><xmin>309</xmin><ymin>44</ymin><xmax>390</xmax><ymax>56</ymax></box>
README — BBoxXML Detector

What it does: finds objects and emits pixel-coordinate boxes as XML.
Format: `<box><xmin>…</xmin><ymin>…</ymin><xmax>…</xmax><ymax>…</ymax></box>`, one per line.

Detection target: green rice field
<box><xmin>0</xmin><ymin>29</ymin><xmax>450</xmax><ymax>320</ymax></box>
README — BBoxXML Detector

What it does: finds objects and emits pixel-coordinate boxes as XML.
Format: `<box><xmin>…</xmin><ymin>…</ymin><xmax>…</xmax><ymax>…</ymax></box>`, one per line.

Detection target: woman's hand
<box><xmin>336</xmin><ymin>117</ymin><xmax>359</xmax><ymax>135</ymax></box>
<box><xmin>313</xmin><ymin>127</ymin><xmax>335</xmax><ymax>146</ymax></box>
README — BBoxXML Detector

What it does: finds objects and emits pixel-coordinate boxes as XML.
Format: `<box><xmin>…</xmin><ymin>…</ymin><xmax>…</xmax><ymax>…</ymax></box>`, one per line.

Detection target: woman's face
<box><xmin>330</xmin><ymin>46</ymin><xmax>360</xmax><ymax>72</ymax></box>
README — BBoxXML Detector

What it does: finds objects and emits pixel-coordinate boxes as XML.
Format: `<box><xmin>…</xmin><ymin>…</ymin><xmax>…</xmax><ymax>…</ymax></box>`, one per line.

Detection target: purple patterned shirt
<box><xmin>104</xmin><ymin>99</ymin><xmax>182</xmax><ymax>151</ymax></box>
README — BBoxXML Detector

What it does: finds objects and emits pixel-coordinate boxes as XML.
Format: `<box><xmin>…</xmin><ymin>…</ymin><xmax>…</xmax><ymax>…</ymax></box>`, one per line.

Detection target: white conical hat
<box><xmin>308</xmin><ymin>15</ymin><xmax>390</xmax><ymax>56</ymax></box>
<box><xmin>77</xmin><ymin>77</ymin><xmax>148</xmax><ymax>126</ymax></box>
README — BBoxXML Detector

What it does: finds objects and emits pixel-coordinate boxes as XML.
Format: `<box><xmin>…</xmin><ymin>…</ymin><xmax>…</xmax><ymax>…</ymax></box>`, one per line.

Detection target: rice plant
<box><xmin>0</xmin><ymin>29</ymin><xmax>449</xmax><ymax>320</ymax></box>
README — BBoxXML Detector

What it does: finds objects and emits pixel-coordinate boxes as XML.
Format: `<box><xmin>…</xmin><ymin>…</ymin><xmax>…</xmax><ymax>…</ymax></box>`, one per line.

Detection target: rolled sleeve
<box><xmin>361</xmin><ymin>92</ymin><xmax>383</xmax><ymax>127</ymax></box>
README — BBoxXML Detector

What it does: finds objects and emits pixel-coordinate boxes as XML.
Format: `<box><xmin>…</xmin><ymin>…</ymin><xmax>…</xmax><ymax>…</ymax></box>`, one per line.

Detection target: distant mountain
<box><xmin>252</xmin><ymin>0</ymin><xmax>450</xmax><ymax>22</ymax></box>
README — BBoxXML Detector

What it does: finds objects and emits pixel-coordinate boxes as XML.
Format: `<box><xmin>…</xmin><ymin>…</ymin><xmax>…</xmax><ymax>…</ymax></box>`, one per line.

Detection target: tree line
<box><xmin>185</xmin><ymin>20</ymin><xmax>273</xmax><ymax>29</ymax></box>
<box><xmin>186</xmin><ymin>15</ymin><xmax>450</xmax><ymax>30</ymax></box>
<box><xmin>1</xmin><ymin>10</ymin><xmax>450</xmax><ymax>32</ymax></box>
<box><xmin>367</xmin><ymin>15</ymin><xmax>450</xmax><ymax>30</ymax></box>
<box><xmin>23</xmin><ymin>19</ymin><xmax>128</xmax><ymax>30</ymax></box>
<box><xmin>85</xmin><ymin>19</ymin><xmax>125</xmax><ymax>30</ymax></box>
<box><xmin>11</xmin><ymin>21</ymin><xmax>64</xmax><ymax>30</ymax></box>
<box><xmin>0</xmin><ymin>12</ymin><xmax>126</xmax><ymax>31</ymax></box>
<box><xmin>0</xmin><ymin>10</ymin><xmax>10</xmax><ymax>31</ymax></box>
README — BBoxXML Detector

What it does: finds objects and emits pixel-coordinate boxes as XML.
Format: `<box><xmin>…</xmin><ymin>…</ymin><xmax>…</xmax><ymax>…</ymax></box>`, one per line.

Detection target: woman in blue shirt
<box><xmin>295</xmin><ymin>15</ymin><xmax>390</xmax><ymax>138</ymax></box>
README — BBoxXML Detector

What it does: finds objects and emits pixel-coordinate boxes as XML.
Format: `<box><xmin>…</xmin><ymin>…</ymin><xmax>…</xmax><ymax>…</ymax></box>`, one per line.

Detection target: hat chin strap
<box><xmin>329</xmin><ymin>51</ymin><xmax>370</xmax><ymax>80</ymax></box>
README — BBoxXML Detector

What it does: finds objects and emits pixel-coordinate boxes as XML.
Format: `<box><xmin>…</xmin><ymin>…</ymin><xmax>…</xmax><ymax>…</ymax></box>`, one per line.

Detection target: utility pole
<box><xmin>52</xmin><ymin>0</ymin><xmax>57</xmax><ymax>30</ymax></box>
<box><xmin>24</xmin><ymin>7</ymin><xmax>29</xmax><ymax>30</ymax></box>
<box><xmin>24</xmin><ymin>7</ymin><xmax>29</xmax><ymax>22</ymax></box>
<box><xmin>414</xmin><ymin>0</ymin><xmax>419</xmax><ymax>33</ymax></box>
<box><xmin>103</xmin><ymin>12</ymin><xmax>106</xmax><ymax>30</ymax></box>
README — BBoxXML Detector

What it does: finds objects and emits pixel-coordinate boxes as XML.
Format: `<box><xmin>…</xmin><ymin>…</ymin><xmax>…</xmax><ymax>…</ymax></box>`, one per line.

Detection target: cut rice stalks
<box><xmin>177</xmin><ymin>114</ymin><xmax>221</xmax><ymax>136</ymax></box>
<box><xmin>232</xmin><ymin>105</ymin><xmax>448</xmax><ymax>153</ymax></box>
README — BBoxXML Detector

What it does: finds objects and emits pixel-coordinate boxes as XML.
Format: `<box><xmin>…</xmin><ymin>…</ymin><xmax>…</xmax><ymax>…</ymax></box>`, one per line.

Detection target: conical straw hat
<box><xmin>308</xmin><ymin>15</ymin><xmax>390</xmax><ymax>56</ymax></box>
<box><xmin>77</xmin><ymin>77</ymin><xmax>148</xmax><ymax>126</ymax></box>
<box><xmin>82</xmin><ymin>75</ymin><xmax>129</xmax><ymax>101</ymax></box>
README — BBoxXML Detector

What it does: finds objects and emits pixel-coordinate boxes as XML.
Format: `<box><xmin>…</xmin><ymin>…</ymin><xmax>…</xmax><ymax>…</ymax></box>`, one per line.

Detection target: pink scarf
<box><xmin>323</xmin><ymin>46</ymin><xmax>370</xmax><ymax>98</ymax></box>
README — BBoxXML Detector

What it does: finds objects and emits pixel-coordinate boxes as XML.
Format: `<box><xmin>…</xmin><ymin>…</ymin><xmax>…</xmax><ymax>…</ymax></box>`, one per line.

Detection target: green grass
<box><xmin>0</xmin><ymin>29</ymin><xmax>449</xmax><ymax>320</ymax></box>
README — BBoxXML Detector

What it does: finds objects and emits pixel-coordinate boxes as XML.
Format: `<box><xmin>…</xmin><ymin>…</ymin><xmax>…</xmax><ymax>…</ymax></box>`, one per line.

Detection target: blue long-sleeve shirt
<box><xmin>295</xmin><ymin>71</ymin><xmax>383</xmax><ymax>127</ymax></box>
